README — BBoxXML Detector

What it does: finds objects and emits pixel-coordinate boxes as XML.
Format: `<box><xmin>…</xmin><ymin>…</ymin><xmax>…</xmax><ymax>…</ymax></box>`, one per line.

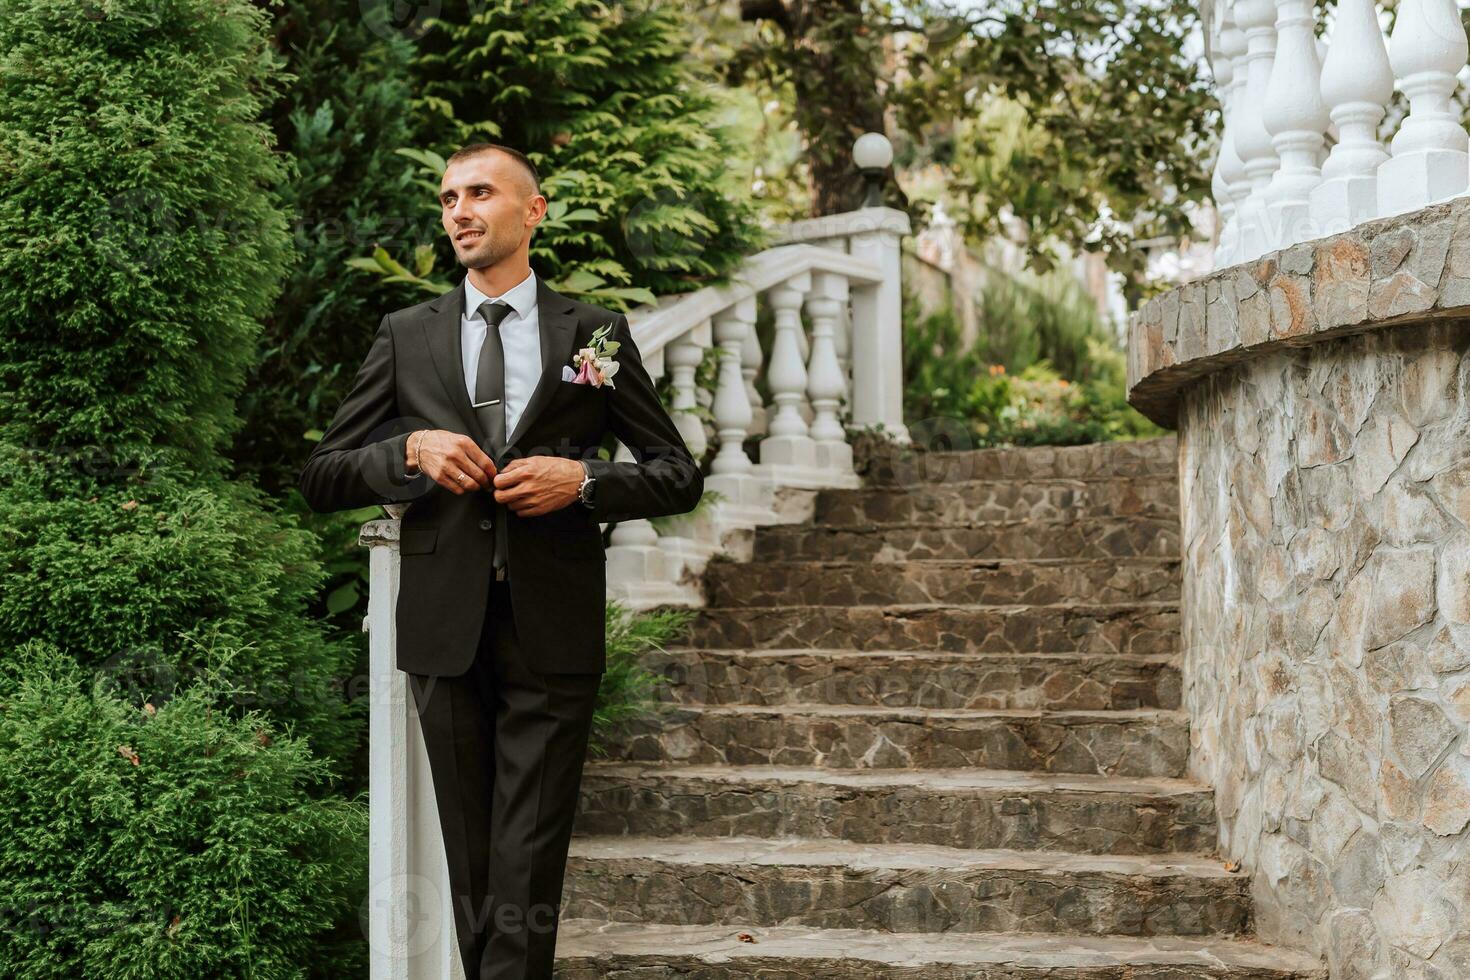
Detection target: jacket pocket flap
<box><xmin>399</xmin><ymin>526</ymin><xmax>438</xmax><ymax>555</ymax></box>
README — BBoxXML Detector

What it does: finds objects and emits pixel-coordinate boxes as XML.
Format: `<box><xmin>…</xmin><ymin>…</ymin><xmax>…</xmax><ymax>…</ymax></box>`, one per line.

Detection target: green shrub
<box><xmin>0</xmin><ymin>0</ymin><xmax>293</xmax><ymax>467</ymax></box>
<box><xmin>0</xmin><ymin>4</ymin><xmax>368</xmax><ymax>970</ymax></box>
<box><xmin>901</xmin><ymin>281</ymin><xmax>1162</xmax><ymax>446</ymax></box>
<box><xmin>0</xmin><ymin>459</ymin><xmax>361</xmax><ymax>769</ymax></box>
<box><xmin>0</xmin><ymin>641</ymin><xmax>365</xmax><ymax>980</ymax></box>
<box><xmin>590</xmin><ymin>600</ymin><xmax>692</xmax><ymax>755</ymax></box>
<box><xmin>234</xmin><ymin>0</ymin><xmax>428</xmax><ymax>495</ymax></box>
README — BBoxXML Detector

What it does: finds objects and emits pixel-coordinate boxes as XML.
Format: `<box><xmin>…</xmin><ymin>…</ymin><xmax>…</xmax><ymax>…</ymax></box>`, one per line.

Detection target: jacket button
<box><xmin>479</xmin><ymin>518</ymin><xmax>493</xmax><ymax>531</ymax></box>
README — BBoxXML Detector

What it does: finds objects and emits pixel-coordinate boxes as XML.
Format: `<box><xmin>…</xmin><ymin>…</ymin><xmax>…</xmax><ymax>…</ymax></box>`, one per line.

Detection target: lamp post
<box><xmin>852</xmin><ymin>131</ymin><xmax>893</xmax><ymax>208</ymax></box>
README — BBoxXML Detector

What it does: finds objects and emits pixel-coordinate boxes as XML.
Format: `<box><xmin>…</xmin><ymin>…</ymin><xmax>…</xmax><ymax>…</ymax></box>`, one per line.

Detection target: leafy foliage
<box><xmin>890</xmin><ymin>0</ymin><xmax>1216</xmax><ymax>284</ymax></box>
<box><xmin>0</xmin><ymin>460</ymin><xmax>362</xmax><ymax>768</ymax></box>
<box><xmin>0</xmin><ymin>642</ymin><xmax>366</xmax><ymax>980</ymax></box>
<box><xmin>386</xmin><ymin>0</ymin><xmax>771</xmax><ymax>306</ymax></box>
<box><xmin>902</xmin><ymin>278</ymin><xmax>1161</xmax><ymax>446</ymax></box>
<box><xmin>233</xmin><ymin>0</ymin><xmax>430</xmax><ymax>494</ymax></box>
<box><xmin>590</xmin><ymin>600</ymin><xmax>693</xmax><ymax>755</ymax></box>
<box><xmin>0</xmin><ymin>0</ymin><xmax>293</xmax><ymax>467</ymax></box>
<box><xmin>721</xmin><ymin>0</ymin><xmax>900</xmax><ymax>215</ymax></box>
<box><xmin>0</xmin><ymin>0</ymin><xmax>361</xmax><ymax>764</ymax></box>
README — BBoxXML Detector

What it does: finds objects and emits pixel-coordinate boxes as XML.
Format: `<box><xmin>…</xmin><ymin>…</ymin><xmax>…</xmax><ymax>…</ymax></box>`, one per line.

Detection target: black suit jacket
<box><xmin>297</xmin><ymin>274</ymin><xmax>704</xmax><ymax>675</ymax></box>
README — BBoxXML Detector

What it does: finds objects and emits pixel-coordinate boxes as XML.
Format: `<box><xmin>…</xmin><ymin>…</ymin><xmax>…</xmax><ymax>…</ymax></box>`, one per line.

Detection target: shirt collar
<box><xmin>463</xmin><ymin>267</ymin><xmax>537</xmax><ymax>323</ymax></box>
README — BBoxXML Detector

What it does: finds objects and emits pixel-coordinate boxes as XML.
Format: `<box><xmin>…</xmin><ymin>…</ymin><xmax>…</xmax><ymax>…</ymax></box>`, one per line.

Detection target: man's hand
<box><xmin>492</xmin><ymin>457</ymin><xmax>584</xmax><ymax>517</ymax></box>
<box><xmin>408</xmin><ymin>429</ymin><xmax>497</xmax><ymax>495</ymax></box>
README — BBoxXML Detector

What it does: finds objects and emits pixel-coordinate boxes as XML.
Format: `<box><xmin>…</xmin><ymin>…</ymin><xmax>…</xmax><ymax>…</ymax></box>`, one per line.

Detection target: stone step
<box><xmin>814</xmin><ymin>477</ymin><xmax>1179</xmax><ymax>526</ymax></box>
<box><xmin>683</xmin><ymin>602</ymin><xmax>1179</xmax><ymax>656</ymax></box>
<box><xmin>642</xmin><ymin>649</ymin><xmax>1182</xmax><ymax>710</ymax></box>
<box><xmin>562</xmin><ymin>836</ymin><xmax>1251</xmax><ymax>938</ymax></box>
<box><xmin>703</xmin><ymin>556</ymin><xmax>1181</xmax><ymax>607</ymax></box>
<box><xmin>860</xmin><ymin>437</ymin><xmax>1177</xmax><ymax>487</ymax></box>
<box><xmin>555</xmin><ymin>920</ymin><xmax>1327</xmax><ymax>979</ymax></box>
<box><xmin>599</xmin><ymin>704</ymin><xmax>1189</xmax><ymax>777</ymax></box>
<box><xmin>752</xmin><ymin>517</ymin><xmax>1180</xmax><ymax>562</ymax></box>
<box><xmin>576</xmin><ymin>764</ymin><xmax>1216</xmax><ymax>855</ymax></box>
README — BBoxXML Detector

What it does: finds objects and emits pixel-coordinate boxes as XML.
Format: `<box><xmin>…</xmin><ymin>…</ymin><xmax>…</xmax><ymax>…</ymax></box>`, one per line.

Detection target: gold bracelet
<box><xmin>410</xmin><ymin>430</ymin><xmax>425</xmax><ymax>474</ymax></box>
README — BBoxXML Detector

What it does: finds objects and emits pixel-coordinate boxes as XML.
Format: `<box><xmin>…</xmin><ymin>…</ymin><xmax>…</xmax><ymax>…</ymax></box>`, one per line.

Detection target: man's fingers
<box><xmin>434</xmin><ymin>470</ymin><xmax>469</xmax><ymax>494</ymax></box>
<box><xmin>448</xmin><ymin>453</ymin><xmax>491</xmax><ymax>489</ymax></box>
<box><xmin>457</xmin><ymin>437</ymin><xmax>498</xmax><ymax>479</ymax></box>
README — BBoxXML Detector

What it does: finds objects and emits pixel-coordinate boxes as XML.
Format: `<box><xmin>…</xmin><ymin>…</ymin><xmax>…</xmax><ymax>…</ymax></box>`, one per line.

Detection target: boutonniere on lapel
<box><xmin>561</xmin><ymin>321</ymin><xmax>621</xmax><ymax>389</ymax></box>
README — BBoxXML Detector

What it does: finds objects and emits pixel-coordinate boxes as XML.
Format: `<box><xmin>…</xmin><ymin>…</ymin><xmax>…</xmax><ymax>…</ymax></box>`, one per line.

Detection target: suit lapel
<box><xmin>420</xmin><ymin>274</ymin><xmax>581</xmax><ymax>458</ymax></box>
<box><xmin>506</xmin><ymin>276</ymin><xmax>579</xmax><ymax>454</ymax></box>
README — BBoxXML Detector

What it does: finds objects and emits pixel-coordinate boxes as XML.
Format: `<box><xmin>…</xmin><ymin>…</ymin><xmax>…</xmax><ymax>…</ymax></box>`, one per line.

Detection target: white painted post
<box><xmin>702</xmin><ymin>298</ymin><xmax>780</xmax><ymax>526</ymax></box>
<box><xmin>1311</xmin><ymin>0</ymin><xmax>1392</xmax><ymax>234</ymax></box>
<box><xmin>1378</xmin><ymin>0</ymin><xmax>1470</xmax><ymax>217</ymax></box>
<box><xmin>740</xmin><ymin>316</ymin><xmax>767</xmax><ymax>439</ymax></box>
<box><xmin>1262</xmin><ymin>0</ymin><xmax>1329</xmax><ymax>248</ymax></box>
<box><xmin>846</xmin><ymin>207</ymin><xmax>911</xmax><ymax>443</ymax></box>
<box><xmin>362</xmin><ymin>520</ymin><xmax>465</xmax><ymax>980</ymax></box>
<box><xmin>1234</xmin><ymin>0</ymin><xmax>1282</xmax><ymax>260</ymax></box>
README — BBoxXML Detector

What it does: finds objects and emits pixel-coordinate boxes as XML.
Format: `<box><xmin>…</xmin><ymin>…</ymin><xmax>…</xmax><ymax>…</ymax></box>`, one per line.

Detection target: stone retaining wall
<box><xmin>1127</xmin><ymin>202</ymin><xmax>1470</xmax><ymax>979</ymax></box>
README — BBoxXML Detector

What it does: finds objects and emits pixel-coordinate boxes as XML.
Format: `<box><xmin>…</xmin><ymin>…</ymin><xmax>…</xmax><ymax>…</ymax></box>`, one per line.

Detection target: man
<box><xmin>297</xmin><ymin>143</ymin><xmax>703</xmax><ymax>979</ymax></box>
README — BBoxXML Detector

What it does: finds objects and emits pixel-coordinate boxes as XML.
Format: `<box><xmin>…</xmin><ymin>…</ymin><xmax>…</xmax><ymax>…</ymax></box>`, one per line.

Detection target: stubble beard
<box><xmin>456</xmin><ymin>228</ymin><xmax>516</xmax><ymax>271</ymax></box>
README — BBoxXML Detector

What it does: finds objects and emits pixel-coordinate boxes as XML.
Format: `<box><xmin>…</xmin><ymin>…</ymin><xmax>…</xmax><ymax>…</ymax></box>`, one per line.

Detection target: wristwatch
<box><xmin>577</xmin><ymin>459</ymin><xmax>597</xmax><ymax>508</ymax></box>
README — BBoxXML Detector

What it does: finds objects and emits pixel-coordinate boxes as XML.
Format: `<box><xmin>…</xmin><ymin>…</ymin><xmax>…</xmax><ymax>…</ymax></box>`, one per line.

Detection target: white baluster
<box><xmin>741</xmin><ymin>316</ymin><xmax>767</xmax><ymax>438</ymax></box>
<box><xmin>1317</xmin><ymin>35</ymin><xmax>1336</xmax><ymax>165</ymax></box>
<box><xmin>704</xmin><ymin>297</ymin><xmax>780</xmax><ymax>527</ymax></box>
<box><xmin>758</xmin><ymin>275</ymin><xmax>817</xmax><ymax>471</ymax></box>
<box><xmin>832</xmin><ymin>286</ymin><xmax>852</xmax><ymax>398</ymax></box>
<box><xmin>1234</xmin><ymin>0</ymin><xmax>1282</xmax><ymax>260</ymax></box>
<box><xmin>1262</xmin><ymin>0</ymin><xmax>1329</xmax><ymax>248</ymax></box>
<box><xmin>710</xmin><ymin>302</ymin><xmax>756</xmax><ymax>477</ymax></box>
<box><xmin>1311</xmin><ymin>0</ymin><xmax>1392</xmax><ymax>233</ymax></box>
<box><xmin>605</xmin><ymin>441</ymin><xmax>690</xmax><ymax>606</ymax></box>
<box><xmin>665</xmin><ymin>328</ymin><xmax>708</xmax><ymax>463</ymax></box>
<box><xmin>1214</xmin><ymin>8</ymin><xmax>1247</xmax><ymax>266</ymax></box>
<box><xmin>1378</xmin><ymin>0</ymin><xmax>1470</xmax><ymax>217</ymax></box>
<box><xmin>1219</xmin><ymin>14</ymin><xmax>1252</xmax><ymax>268</ymax></box>
<box><xmin>805</xmin><ymin>272</ymin><xmax>853</xmax><ymax>476</ymax></box>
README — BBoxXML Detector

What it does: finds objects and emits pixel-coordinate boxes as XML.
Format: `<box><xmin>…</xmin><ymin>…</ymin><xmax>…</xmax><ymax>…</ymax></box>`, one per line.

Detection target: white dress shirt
<box><xmin>462</xmin><ymin>268</ymin><xmax>541</xmax><ymax>439</ymax></box>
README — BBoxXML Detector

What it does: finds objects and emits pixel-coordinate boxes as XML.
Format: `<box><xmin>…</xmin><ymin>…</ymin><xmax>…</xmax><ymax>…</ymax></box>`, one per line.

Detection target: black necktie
<box><xmin>473</xmin><ymin>299</ymin><xmax>514</xmax><ymax>573</ymax></box>
<box><xmin>473</xmin><ymin>299</ymin><xmax>514</xmax><ymax>456</ymax></box>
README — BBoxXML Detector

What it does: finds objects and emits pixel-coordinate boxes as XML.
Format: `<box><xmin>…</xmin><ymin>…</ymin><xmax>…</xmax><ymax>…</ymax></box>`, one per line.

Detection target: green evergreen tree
<box><xmin>381</xmin><ymin>0</ymin><xmax>770</xmax><ymax>305</ymax></box>
<box><xmin>234</xmin><ymin>0</ymin><xmax>429</xmax><ymax>494</ymax></box>
<box><xmin>0</xmin><ymin>642</ymin><xmax>366</xmax><ymax>979</ymax></box>
<box><xmin>0</xmin><ymin>2</ymin><xmax>365</xmax><ymax>970</ymax></box>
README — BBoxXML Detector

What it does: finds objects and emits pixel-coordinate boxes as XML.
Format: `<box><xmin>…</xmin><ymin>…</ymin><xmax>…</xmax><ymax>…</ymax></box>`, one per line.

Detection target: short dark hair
<box><xmin>445</xmin><ymin>142</ymin><xmax>542</xmax><ymax>198</ymax></box>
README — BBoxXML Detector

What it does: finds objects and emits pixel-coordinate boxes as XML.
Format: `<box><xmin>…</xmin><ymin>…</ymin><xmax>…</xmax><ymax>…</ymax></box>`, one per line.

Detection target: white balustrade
<box><xmin>665</xmin><ymin>327</ymin><xmax>709</xmax><ymax>462</ymax></box>
<box><xmin>1207</xmin><ymin>0</ymin><xmax>1470</xmax><ymax>263</ymax></box>
<box><xmin>710</xmin><ymin>300</ymin><xmax>757</xmax><ymax>479</ymax></box>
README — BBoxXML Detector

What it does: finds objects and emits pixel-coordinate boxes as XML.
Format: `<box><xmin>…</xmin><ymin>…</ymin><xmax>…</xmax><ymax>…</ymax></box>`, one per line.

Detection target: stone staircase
<box><xmin>555</xmin><ymin>437</ymin><xmax>1325</xmax><ymax>978</ymax></box>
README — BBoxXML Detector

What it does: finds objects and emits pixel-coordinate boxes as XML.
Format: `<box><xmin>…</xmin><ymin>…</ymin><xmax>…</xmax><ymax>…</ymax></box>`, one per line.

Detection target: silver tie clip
<box><xmin>471</xmin><ymin>398</ymin><xmax>502</xmax><ymax>408</ymax></box>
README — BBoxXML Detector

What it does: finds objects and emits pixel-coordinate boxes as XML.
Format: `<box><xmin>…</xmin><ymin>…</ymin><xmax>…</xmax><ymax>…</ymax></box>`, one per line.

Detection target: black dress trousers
<box><xmin>406</xmin><ymin>575</ymin><xmax>601</xmax><ymax>980</ymax></box>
